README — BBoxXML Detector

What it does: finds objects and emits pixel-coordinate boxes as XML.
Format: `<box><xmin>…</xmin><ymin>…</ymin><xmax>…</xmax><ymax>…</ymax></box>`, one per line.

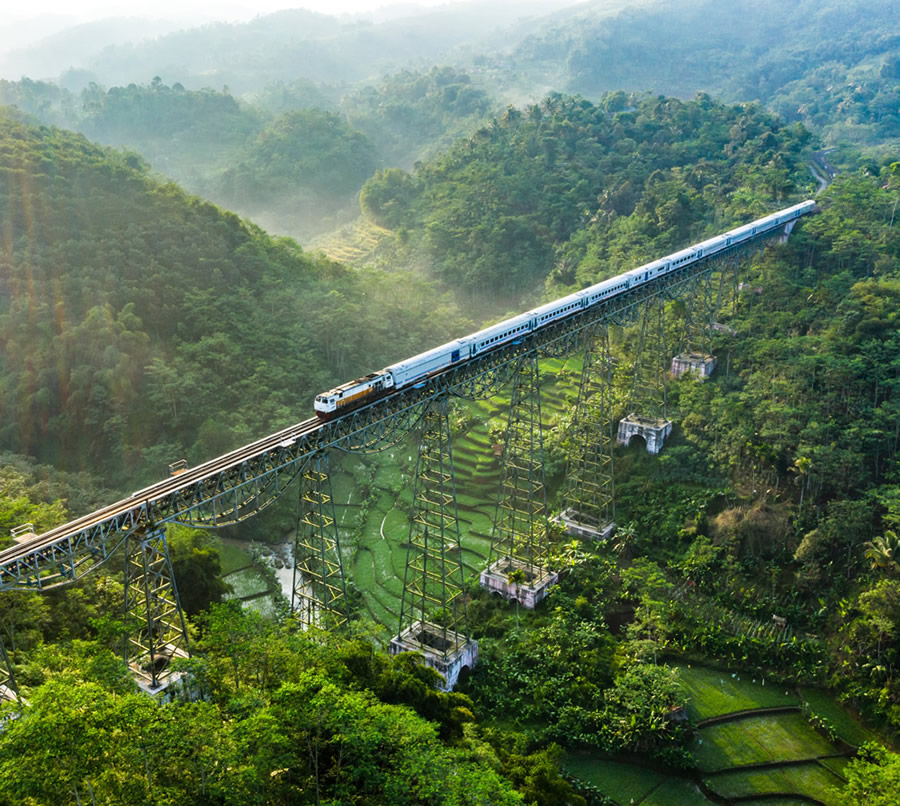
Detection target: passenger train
<box><xmin>314</xmin><ymin>200</ymin><xmax>816</xmax><ymax>419</ymax></box>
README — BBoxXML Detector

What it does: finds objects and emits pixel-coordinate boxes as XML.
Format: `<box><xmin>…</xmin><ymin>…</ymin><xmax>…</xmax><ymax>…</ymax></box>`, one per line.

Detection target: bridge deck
<box><xmin>0</xmin><ymin>203</ymin><xmax>815</xmax><ymax>588</ymax></box>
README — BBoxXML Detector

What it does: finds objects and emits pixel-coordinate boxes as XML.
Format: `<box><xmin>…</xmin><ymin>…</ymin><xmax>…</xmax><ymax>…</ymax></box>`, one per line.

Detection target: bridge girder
<box><xmin>0</xmin><ymin>229</ymin><xmax>788</xmax><ymax>593</ymax></box>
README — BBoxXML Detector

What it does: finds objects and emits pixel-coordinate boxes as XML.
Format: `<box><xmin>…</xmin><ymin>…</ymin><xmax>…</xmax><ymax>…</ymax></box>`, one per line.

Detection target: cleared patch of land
<box><xmin>308</xmin><ymin>217</ymin><xmax>393</xmax><ymax>263</ymax></box>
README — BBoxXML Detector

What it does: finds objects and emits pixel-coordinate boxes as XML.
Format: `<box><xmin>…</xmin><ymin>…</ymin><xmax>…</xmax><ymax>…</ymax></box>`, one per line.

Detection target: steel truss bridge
<box><xmin>0</xmin><ymin>207</ymin><xmax>813</xmax><ymax>694</ymax></box>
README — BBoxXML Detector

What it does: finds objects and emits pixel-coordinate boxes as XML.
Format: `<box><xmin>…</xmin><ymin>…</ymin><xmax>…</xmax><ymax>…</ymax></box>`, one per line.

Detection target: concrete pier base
<box><xmin>617</xmin><ymin>414</ymin><xmax>673</xmax><ymax>454</ymax></box>
<box><xmin>671</xmin><ymin>351</ymin><xmax>717</xmax><ymax>379</ymax></box>
<box><xmin>131</xmin><ymin>645</ymin><xmax>190</xmax><ymax>697</ymax></box>
<box><xmin>480</xmin><ymin>558</ymin><xmax>559</xmax><ymax>609</ymax></box>
<box><xmin>554</xmin><ymin>508</ymin><xmax>616</xmax><ymax>541</ymax></box>
<box><xmin>389</xmin><ymin>621</ymin><xmax>478</xmax><ymax>691</ymax></box>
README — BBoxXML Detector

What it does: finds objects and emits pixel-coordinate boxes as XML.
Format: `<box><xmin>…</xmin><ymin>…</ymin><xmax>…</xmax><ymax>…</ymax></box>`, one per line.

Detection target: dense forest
<box><xmin>0</xmin><ymin>69</ymin><xmax>495</xmax><ymax>240</ymax></box>
<box><xmin>3</xmin><ymin>166</ymin><xmax>900</xmax><ymax>801</ymax></box>
<box><xmin>0</xmin><ymin>109</ymin><xmax>468</xmax><ymax>481</ymax></box>
<box><xmin>360</xmin><ymin>91</ymin><xmax>813</xmax><ymax>308</ymax></box>
<box><xmin>2</xmin><ymin>0</ymin><xmax>900</xmax><ymax>803</ymax></box>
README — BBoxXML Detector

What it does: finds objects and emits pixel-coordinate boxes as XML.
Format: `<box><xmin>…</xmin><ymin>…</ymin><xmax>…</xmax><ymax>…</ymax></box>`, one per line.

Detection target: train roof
<box><xmin>385</xmin><ymin>339</ymin><xmax>467</xmax><ymax>373</ymax></box>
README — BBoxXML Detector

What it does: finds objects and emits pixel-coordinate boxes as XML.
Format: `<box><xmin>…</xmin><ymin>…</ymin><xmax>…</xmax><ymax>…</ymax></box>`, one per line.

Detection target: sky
<box><xmin>3</xmin><ymin>0</ymin><xmax>452</xmax><ymax>25</ymax></box>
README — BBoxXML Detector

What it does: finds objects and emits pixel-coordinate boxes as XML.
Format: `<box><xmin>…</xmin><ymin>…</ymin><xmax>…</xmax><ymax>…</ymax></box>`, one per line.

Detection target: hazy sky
<box><xmin>5</xmin><ymin>0</ymin><xmax>451</xmax><ymax>24</ymax></box>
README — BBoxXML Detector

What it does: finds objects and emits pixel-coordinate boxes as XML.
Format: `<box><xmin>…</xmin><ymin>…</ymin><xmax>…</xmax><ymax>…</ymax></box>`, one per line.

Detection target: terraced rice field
<box><xmin>567</xmin><ymin>665</ymin><xmax>865</xmax><ymax>805</ymax></box>
<box><xmin>706</xmin><ymin>763</ymin><xmax>845</xmax><ymax>805</ymax></box>
<box><xmin>327</xmin><ymin>357</ymin><xmax>578</xmax><ymax>628</ymax></box>
<box><xmin>799</xmin><ymin>686</ymin><xmax>881</xmax><ymax>747</ymax></box>
<box><xmin>307</xmin><ymin>217</ymin><xmax>393</xmax><ymax>263</ymax></box>
<box><xmin>694</xmin><ymin>713</ymin><xmax>836</xmax><ymax>770</ymax></box>
<box><xmin>564</xmin><ymin>754</ymin><xmax>706</xmax><ymax>805</ymax></box>
<box><xmin>564</xmin><ymin>756</ymin><xmax>666</xmax><ymax>803</ymax></box>
<box><xmin>677</xmin><ymin>663</ymin><xmax>799</xmax><ymax>721</ymax></box>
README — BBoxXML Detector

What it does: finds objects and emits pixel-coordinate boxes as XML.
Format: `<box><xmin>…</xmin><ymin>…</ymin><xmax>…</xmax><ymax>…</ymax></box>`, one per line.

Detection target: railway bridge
<box><xmin>0</xmin><ymin>202</ymin><xmax>815</xmax><ymax>695</ymax></box>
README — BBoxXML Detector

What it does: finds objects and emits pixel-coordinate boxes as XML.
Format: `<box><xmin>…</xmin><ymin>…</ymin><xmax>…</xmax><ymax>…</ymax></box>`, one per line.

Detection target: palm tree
<box><xmin>612</xmin><ymin>522</ymin><xmax>638</xmax><ymax>559</ymax></box>
<box><xmin>864</xmin><ymin>530</ymin><xmax>900</xmax><ymax>573</ymax></box>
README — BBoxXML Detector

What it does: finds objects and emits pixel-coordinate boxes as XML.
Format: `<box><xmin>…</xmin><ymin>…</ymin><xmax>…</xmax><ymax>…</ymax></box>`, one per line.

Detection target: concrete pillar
<box><xmin>671</xmin><ymin>351</ymin><xmax>717</xmax><ymax>380</ymax></box>
<box><xmin>389</xmin><ymin>622</ymin><xmax>479</xmax><ymax>691</ymax></box>
<box><xmin>479</xmin><ymin>558</ymin><xmax>559</xmax><ymax>609</ymax></box>
<box><xmin>617</xmin><ymin>414</ymin><xmax>673</xmax><ymax>454</ymax></box>
<box><xmin>553</xmin><ymin>509</ymin><xmax>616</xmax><ymax>540</ymax></box>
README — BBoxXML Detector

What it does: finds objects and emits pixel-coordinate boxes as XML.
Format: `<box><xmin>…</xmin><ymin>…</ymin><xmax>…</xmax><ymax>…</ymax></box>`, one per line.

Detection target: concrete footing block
<box><xmin>671</xmin><ymin>351</ymin><xmax>717</xmax><ymax>379</ymax></box>
<box><xmin>553</xmin><ymin>509</ymin><xmax>616</xmax><ymax>541</ymax></box>
<box><xmin>617</xmin><ymin>414</ymin><xmax>673</xmax><ymax>454</ymax></box>
<box><xmin>389</xmin><ymin>621</ymin><xmax>478</xmax><ymax>691</ymax></box>
<box><xmin>479</xmin><ymin>558</ymin><xmax>559</xmax><ymax>609</ymax></box>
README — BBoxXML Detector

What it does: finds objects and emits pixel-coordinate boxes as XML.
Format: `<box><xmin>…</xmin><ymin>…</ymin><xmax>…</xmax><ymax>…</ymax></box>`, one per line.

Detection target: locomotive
<box><xmin>314</xmin><ymin>200</ymin><xmax>815</xmax><ymax>420</ymax></box>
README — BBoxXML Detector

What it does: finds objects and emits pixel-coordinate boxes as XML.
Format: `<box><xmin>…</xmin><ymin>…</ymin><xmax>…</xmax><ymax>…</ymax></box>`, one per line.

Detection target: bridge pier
<box><xmin>123</xmin><ymin>527</ymin><xmax>190</xmax><ymax>694</ymax></box>
<box><xmin>671</xmin><ymin>351</ymin><xmax>717</xmax><ymax>379</ymax></box>
<box><xmin>389</xmin><ymin>621</ymin><xmax>478</xmax><ymax>691</ymax></box>
<box><xmin>292</xmin><ymin>451</ymin><xmax>348</xmax><ymax>630</ymax></box>
<box><xmin>480</xmin><ymin>557</ymin><xmax>558</xmax><ymax>608</ymax></box>
<box><xmin>617</xmin><ymin>414</ymin><xmax>673</xmax><ymax>454</ymax></box>
<box><xmin>558</xmin><ymin>324</ymin><xmax>616</xmax><ymax>540</ymax></box>
<box><xmin>555</xmin><ymin>508</ymin><xmax>616</xmax><ymax>540</ymax></box>
<box><xmin>396</xmin><ymin>396</ymin><xmax>477</xmax><ymax>690</ymax></box>
<box><xmin>482</xmin><ymin>353</ymin><xmax>556</xmax><ymax>608</ymax></box>
<box><xmin>619</xmin><ymin>296</ymin><xmax>672</xmax><ymax>455</ymax></box>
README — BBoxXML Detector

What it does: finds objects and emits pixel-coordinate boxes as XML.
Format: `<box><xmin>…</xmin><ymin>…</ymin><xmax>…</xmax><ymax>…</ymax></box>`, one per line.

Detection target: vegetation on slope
<box><xmin>360</xmin><ymin>91</ymin><xmax>814</xmax><ymax>307</ymax></box>
<box><xmin>341</xmin><ymin>66</ymin><xmax>498</xmax><ymax>169</ymax></box>
<box><xmin>509</xmin><ymin>0</ymin><xmax>900</xmax><ymax>149</ymax></box>
<box><xmin>0</xmin><ymin>70</ymin><xmax>497</xmax><ymax>242</ymax></box>
<box><xmin>0</xmin><ymin>109</ymin><xmax>469</xmax><ymax>485</ymax></box>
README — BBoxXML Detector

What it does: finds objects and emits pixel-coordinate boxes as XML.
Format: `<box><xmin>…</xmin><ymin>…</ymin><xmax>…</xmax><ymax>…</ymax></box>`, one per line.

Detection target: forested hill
<box><xmin>509</xmin><ymin>0</ymin><xmax>900</xmax><ymax>149</ymax></box>
<box><xmin>0</xmin><ymin>109</ymin><xmax>469</xmax><ymax>486</ymax></box>
<box><xmin>0</xmin><ymin>69</ymin><xmax>497</xmax><ymax>242</ymax></box>
<box><xmin>360</xmin><ymin>92</ymin><xmax>814</xmax><ymax>308</ymax></box>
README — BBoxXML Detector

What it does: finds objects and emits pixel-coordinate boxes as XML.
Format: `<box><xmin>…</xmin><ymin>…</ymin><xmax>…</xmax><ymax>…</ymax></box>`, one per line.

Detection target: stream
<box><xmin>219</xmin><ymin>536</ymin><xmax>294</xmax><ymax>618</ymax></box>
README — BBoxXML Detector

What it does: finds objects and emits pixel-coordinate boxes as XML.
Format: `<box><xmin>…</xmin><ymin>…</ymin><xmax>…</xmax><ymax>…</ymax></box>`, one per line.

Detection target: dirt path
<box><xmin>809</xmin><ymin>148</ymin><xmax>839</xmax><ymax>195</ymax></box>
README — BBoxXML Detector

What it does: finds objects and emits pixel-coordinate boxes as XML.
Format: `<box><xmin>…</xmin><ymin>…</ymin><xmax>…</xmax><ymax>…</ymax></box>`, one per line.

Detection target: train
<box><xmin>314</xmin><ymin>200</ymin><xmax>816</xmax><ymax>419</ymax></box>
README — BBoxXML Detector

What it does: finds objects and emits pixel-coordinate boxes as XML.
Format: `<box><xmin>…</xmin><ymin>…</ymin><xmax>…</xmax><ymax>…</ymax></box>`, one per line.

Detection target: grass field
<box><xmin>564</xmin><ymin>753</ymin><xmax>716</xmax><ymax>805</ymax></box>
<box><xmin>641</xmin><ymin>777</ymin><xmax>708</xmax><ymax>805</ymax></box>
<box><xmin>799</xmin><ymin>687</ymin><xmax>880</xmax><ymax>748</ymax></box>
<box><xmin>694</xmin><ymin>713</ymin><xmax>836</xmax><ymax>771</ymax></box>
<box><xmin>564</xmin><ymin>755</ymin><xmax>666</xmax><ymax>803</ymax></box>
<box><xmin>705</xmin><ymin>762</ymin><xmax>845</xmax><ymax>805</ymax></box>
<box><xmin>817</xmin><ymin>756</ymin><xmax>849</xmax><ymax>780</ymax></box>
<box><xmin>737</xmin><ymin>801</ymin><xmax>813</xmax><ymax>806</ymax></box>
<box><xmin>676</xmin><ymin>663</ymin><xmax>799</xmax><ymax>721</ymax></box>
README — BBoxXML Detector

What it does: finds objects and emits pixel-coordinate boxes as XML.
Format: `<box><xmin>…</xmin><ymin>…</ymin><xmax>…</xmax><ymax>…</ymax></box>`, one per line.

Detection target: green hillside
<box><xmin>509</xmin><ymin>0</ymin><xmax>900</xmax><ymax>150</ymax></box>
<box><xmin>359</xmin><ymin>91</ymin><xmax>815</xmax><ymax>308</ymax></box>
<box><xmin>0</xmin><ymin>108</ymin><xmax>469</xmax><ymax>484</ymax></box>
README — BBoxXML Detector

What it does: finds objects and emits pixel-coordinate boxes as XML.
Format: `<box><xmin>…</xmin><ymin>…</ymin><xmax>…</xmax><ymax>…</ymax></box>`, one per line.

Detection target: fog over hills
<box><xmin>0</xmin><ymin>1</ymin><xmax>577</xmax><ymax>91</ymax></box>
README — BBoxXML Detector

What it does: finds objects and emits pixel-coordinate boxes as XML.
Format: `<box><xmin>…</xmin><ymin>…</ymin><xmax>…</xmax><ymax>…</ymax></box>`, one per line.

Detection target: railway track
<box><xmin>0</xmin><ymin>414</ymin><xmax>324</xmax><ymax>564</ymax></box>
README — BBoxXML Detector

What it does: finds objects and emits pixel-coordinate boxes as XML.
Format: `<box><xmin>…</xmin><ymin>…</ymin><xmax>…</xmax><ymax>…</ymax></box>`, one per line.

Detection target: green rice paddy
<box><xmin>676</xmin><ymin>663</ymin><xmax>799</xmax><ymax>721</ymax></box>
<box><xmin>329</xmin><ymin>356</ymin><xmax>578</xmax><ymax>629</ymax></box>
<box><xmin>705</xmin><ymin>762</ymin><xmax>845</xmax><ymax>805</ymax></box>
<box><xmin>564</xmin><ymin>756</ymin><xmax>667</xmax><ymax>803</ymax></box>
<box><xmin>799</xmin><ymin>686</ymin><xmax>880</xmax><ymax>748</ymax></box>
<box><xmin>641</xmin><ymin>777</ymin><xmax>707</xmax><ymax>805</ymax></box>
<box><xmin>566</xmin><ymin>665</ymin><xmax>869</xmax><ymax>805</ymax></box>
<box><xmin>694</xmin><ymin>713</ymin><xmax>836</xmax><ymax>771</ymax></box>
